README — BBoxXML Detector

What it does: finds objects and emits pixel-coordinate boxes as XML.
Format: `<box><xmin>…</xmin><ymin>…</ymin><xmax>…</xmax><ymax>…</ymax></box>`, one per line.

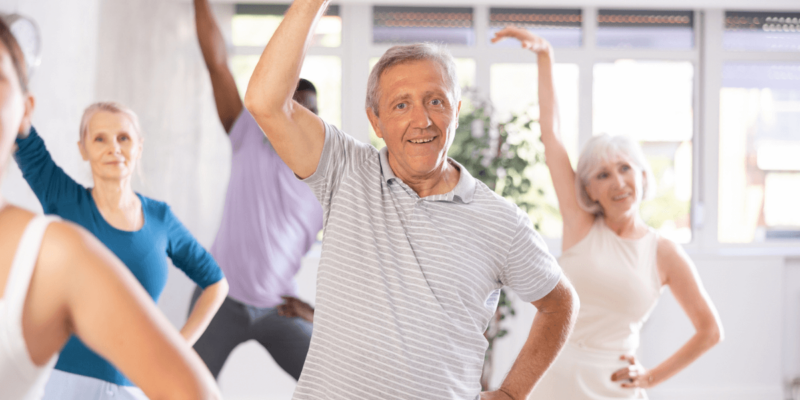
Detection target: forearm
<box><xmin>498</xmin><ymin>285</ymin><xmax>578</xmax><ymax>398</ymax></box>
<box><xmin>244</xmin><ymin>0</ymin><xmax>328</xmax><ymax>116</ymax></box>
<box><xmin>194</xmin><ymin>0</ymin><xmax>229</xmax><ymax>71</ymax></box>
<box><xmin>536</xmin><ymin>50</ymin><xmax>562</xmax><ymax>149</ymax></box>
<box><xmin>646</xmin><ymin>328</ymin><xmax>722</xmax><ymax>387</ymax></box>
<box><xmin>181</xmin><ymin>279</ymin><xmax>228</xmax><ymax>345</ymax></box>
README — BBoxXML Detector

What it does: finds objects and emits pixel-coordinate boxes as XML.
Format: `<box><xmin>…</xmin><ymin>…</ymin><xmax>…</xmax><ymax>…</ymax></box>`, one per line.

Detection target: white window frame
<box><xmin>230</xmin><ymin>4</ymin><xmax>800</xmax><ymax>256</ymax></box>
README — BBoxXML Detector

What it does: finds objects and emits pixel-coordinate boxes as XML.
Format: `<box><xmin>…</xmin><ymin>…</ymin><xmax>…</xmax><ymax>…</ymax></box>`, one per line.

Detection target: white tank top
<box><xmin>559</xmin><ymin>217</ymin><xmax>662</xmax><ymax>353</ymax></box>
<box><xmin>0</xmin><ymin>215</ymin><xmax>58</xmax><ymax>400</ymax></box>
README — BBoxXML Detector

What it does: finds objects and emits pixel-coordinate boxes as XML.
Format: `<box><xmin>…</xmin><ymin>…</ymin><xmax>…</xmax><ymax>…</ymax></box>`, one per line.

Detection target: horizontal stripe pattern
<box><xmin>294</xmin><ymin>123</ymin><xmax>562</xmax><ymax>400</ymax></box>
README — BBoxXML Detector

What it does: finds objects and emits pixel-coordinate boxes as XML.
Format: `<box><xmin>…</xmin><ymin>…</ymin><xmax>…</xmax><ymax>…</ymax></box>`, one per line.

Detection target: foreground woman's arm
<box><xmin>611</xmin><ymin>239</ymin><xmax>723</xmax><ymax>388</ymax></box>
<box><xmin>36</xmin><ymin>221</ymin><xmax>221</xmax><ymax>399</ymax></box>
<box><xmin>491</xmin><ymin>27</ymin><xmax>594</xmax><ymax>250</ymax></box>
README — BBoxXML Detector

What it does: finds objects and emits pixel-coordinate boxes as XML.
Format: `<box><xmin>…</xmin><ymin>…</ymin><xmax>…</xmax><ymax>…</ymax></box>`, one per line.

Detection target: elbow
<box><xmin>217</xmin><ymin>278</ymin><xmax>229</xmax><ymax>299</ymax></box>
<box><xmin>700</xmin><ymin>321</ymin><xmax>724</xmax><ymax>348</ymax></box>
<box><xmin>243</xmin><ymin>85</ymin><xmax>288</xmax><ymax>123</ymax></box>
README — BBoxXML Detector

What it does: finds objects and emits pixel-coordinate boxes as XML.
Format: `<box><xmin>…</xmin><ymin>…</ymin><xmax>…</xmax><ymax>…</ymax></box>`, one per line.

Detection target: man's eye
<box><xmin>431</xmin><ymin>99</ymin><xmax>442</xmax><ymax>106</ymax></box>
<box><xmin>396</xmin><ymin>103</ymin><xmax>406</xmax><ymax>110</ymax></box>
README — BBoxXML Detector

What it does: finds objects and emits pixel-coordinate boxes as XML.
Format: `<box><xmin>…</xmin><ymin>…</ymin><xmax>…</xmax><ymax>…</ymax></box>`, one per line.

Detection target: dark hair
<box><xmin>296</xmin><ymin>78</ymin><xmax>316</xmax><ymax>94</ymax></box>
<box><xmin>0</xmin><ymin>18</ymin><xmax>28</xmax><ymax>93</ymax></box>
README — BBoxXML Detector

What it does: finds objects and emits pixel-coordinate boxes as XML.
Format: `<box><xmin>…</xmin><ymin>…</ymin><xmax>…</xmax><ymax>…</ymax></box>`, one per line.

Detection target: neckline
<box><xmin>598</xmin><ymin>217</ymin><xmax>653</xmax><ymax>242</ymax></box>
<box><xmin>87</xmin><ymin>189</ymin><xmax>147</xmax><ymax>234</ymax></box>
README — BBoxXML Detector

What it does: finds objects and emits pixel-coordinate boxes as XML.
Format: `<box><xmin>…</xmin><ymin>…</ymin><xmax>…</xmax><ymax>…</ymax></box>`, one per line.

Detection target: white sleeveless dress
<box><xmin>0</xmin><ymin>215</ymin><xmax>58</xmax><ymax>400</ymax></box>
<box><xmin>529</xmin><ymin>218</ymin><xmax>662</xmax><ymax>400</ymax></box>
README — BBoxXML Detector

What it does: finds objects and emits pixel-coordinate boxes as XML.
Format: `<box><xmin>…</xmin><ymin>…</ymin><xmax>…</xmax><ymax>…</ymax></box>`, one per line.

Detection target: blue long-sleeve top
<box><xmin>14</xmin><ymin>126</ymin><xmax>224</xmax><ymax>386</ymax></box>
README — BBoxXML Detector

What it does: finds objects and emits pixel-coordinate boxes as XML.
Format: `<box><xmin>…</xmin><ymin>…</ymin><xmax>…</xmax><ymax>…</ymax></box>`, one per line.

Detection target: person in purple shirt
<box><xmin>187</xmin><ymin>0</ymin><xmax>323</xmax><ymax>380</ymax></box>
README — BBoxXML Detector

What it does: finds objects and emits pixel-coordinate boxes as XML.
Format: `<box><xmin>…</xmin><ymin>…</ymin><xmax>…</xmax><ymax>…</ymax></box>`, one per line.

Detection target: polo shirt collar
<box><xmin>379</xmin><ymin>146</ymin><xmax>476</xmax><ymax>204</ymax></box>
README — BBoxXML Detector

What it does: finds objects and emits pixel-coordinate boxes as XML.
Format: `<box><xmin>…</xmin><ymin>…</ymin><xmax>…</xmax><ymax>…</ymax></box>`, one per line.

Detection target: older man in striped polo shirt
<box><xmin>243</xmin><ymin>1</ymin><xmax>579</xmax><ymax>399</ymax></box>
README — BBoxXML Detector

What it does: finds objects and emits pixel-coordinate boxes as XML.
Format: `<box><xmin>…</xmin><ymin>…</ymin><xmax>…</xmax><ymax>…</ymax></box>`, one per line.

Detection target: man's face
<box><xmin>367</xmin><ymin>59</ymin><xmax>461</xmax><ymax>180</ymax></box>
<box><xmin>294</xmin><ymin>90</ymin><xmax>318</xmax><ymax>115</ymax></box>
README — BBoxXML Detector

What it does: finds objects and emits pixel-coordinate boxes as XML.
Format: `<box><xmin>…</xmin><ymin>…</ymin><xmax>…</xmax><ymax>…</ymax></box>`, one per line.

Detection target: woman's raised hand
<box><xmin>490</xmin><ymin>26</ymin><xmax>553</xmax><ymax>55</ymax></box>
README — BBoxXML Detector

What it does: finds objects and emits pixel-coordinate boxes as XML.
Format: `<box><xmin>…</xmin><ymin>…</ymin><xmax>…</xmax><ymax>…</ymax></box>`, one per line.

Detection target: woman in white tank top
<box><xmin>492</xmin><ymin>27</ymin><xmax>724</xmax><ymax>399</ymax></box>
<box><xmin>0</xmin><ymin>16</ymin><xmax>221</xmax><ymax>400</ymax></box>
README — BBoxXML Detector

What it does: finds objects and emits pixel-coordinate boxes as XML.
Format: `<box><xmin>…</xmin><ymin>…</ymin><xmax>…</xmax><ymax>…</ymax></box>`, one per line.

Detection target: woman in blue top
<box><xmin>14</xmin><ymin>101</ymin><xmax>229</xmax><ymax>400</ymax></box>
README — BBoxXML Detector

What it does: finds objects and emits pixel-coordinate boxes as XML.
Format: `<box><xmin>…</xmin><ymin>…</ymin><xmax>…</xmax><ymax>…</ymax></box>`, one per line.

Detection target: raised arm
<box><xmin>482</xmin><ymin>277</ymin><xmax>579</xmax><ymax>400</ymax></box>
<box><xmin>194</xmin><ymin>0</ymin><xmax>243</xmax><ymax>133</ymax></box>
<box><xmin>38</xmin><ymin>222</ymin><xmax>221</xmax><ymax>400</ymax></box>
<box><xmin>491</xmin><ymin>27</ymin><xmax>594</xmax><ymax>250</ymax></box>
<box><xmin>14</xmin><ymin>126</ymin><xmax>84</xmax><ymax>211</ymax></box>
<box><xmin>611</xmin><ymin>238</ymin><xmax>723</xmax><ymax>389</ymax></box>
<box><xmin>243</xmin><ymin>0</ymin><xmax>327</xmax><ymax>179</ymax></box>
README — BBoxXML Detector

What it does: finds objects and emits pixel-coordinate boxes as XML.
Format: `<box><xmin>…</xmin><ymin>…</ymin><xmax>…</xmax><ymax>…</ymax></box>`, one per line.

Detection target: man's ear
<box><xmin>367</xmin><ymin>107</ymin><xmax>384</xmax><ymax>139</ymax></box>
<box><xmin>455</xmin><ymin>100</ymin><xmax>462</xmax><ymax>129</ymax></box>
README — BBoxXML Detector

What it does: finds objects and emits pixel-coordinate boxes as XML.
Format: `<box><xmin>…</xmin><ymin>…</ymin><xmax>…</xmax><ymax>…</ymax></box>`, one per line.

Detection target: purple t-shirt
<box><xmin>210</xmin><ymin>109</ymin><xmax>323</xmax><ymax>308</ymax></box>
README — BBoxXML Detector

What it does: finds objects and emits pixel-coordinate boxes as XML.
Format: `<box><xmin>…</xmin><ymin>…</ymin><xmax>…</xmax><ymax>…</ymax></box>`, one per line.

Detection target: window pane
<box><xmin>233</xmin><ymin>4</ymin><xmax>341</xmax><ymax>47</ymax></box>
<box><xmin>724</xmin><ymin>11</ymin><xmax>800</xmax><ymax>52</ymax></box>
<box><xmin>373</xmin><ymin>6</ymin><xmax>474</xmax><ymax>45</ymax></box>
<box><xmin>490</xmin><ymin>63</ymin><xmax>580</xmax><ymax>238</ymax></box>
<box><xmin>488</xmin><ymin>8</ymin><xmax>581</xmax><ymax>48</ymax></box>
<box><xmin>719</xmin><ymin>63</ymin><xmax>800</xmax><ymax>242</ymax></box>
<box><xmin>597</xmin><ymin>9</ymin><xmax>694</xmax><ymax>49</ymax></box>
<box><xmin>593</xmin><ymin>60</ymin><xmax>694</xmax><ymax>243</ymax></box>
<box><xmin>231</xmin><ymin>55</ymin><xmax>341</xmax><ymax>128</ymax></box>
<box><xmin>368</xmin><ymin>58</ymin><xmax>476</xmax><ymax>149</ymax></box>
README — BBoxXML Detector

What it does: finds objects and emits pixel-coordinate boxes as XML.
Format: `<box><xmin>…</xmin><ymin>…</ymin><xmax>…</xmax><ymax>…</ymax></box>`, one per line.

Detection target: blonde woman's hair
<box><xmin>574</xmin><ymin>134</ymin><xmax>656</xmax><ymax>215</ymax></box>
<box><xmin>79</xmin><ymin>101</ymin><xmax>142</xmax><ymax>143</ymax></box>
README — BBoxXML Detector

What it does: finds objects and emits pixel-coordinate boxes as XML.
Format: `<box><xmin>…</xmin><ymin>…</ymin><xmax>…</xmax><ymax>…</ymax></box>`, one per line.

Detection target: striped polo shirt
<box><xmin>294</xmin><ymin>122</ymin><xmax>562</xmax><ymax>400</ymax></box>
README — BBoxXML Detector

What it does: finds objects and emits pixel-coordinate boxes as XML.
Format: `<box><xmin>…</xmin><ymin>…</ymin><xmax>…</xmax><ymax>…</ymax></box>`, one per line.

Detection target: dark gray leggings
<box><xmin>189</xmin><ymin>286</ymin><xmax>313</xmax><ymax>380</ymax></box>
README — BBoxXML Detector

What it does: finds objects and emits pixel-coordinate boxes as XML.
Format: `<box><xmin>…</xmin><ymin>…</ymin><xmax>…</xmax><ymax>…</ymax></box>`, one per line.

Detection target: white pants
<box><xmin>42</xmin><ymin>370</ymin><xmax>149</xmax><ymax>400</ymax></box>
<box><xmin>529</xmin><ymin>343</ymin><xmax>647</xmax><ymax>400</ymax></box>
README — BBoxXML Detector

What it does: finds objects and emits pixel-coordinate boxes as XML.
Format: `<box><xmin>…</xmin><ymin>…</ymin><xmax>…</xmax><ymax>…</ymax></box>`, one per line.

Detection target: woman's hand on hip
<box><xmin>611</xmin><ymin>355</ymin><xmax>653</xmax><ymax>389</ymax></box>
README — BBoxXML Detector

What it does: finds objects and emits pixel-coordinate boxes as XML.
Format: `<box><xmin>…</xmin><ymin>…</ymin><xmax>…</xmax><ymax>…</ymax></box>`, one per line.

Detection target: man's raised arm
<box><xmin>194</xmin><ymin>0</ymin><xmax>243</xmax><ymax>133</ymax></box>
<box><xmin>243</xmin><ymin>0</ymin><xmax>327</xmax><ymax>179</ymax></box>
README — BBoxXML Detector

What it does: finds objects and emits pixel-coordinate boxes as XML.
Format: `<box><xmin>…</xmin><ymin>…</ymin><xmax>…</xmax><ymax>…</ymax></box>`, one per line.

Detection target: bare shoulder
<box><xmin>38</xmin><ymin>221</ymin><xmax>120</xmax><ymax>278</ymax></box>
<box><xmin>655</xmin><ymin>235</ymin><xmax>693</xmax><ymax>286</ymax></box>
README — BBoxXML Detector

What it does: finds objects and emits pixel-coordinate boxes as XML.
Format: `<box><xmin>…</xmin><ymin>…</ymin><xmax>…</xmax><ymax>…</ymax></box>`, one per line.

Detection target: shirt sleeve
<box><xmin>500</xmin><ymin>207</ymin><xmax>563</xmax><ymax>303</ymax></box>
<box><xmin>301</xmin><ymin>121</ymin><xmax>376</xmax><ymax>215</ymax></box>
<box><xmin>13</xmin><ymin>126</ymin><xmax>85</xmax><ymax>212</ymax></box>
<box><xmin>164</xmin><ymin>205</ymin><xmax>225</xmax><ymax>289</ymax></box>
<box><xmin>228</xmin><ymin>108</ymin><xmax>263</xmax><ymax>154</ymax></box>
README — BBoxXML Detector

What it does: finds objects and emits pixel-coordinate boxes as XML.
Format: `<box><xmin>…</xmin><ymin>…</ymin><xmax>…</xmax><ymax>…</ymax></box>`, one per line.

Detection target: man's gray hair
<box><xmin>575</xmin><ymin>134</ymin><xmax>656</xmax><ymax>215</ymax></box>
<box><xmin>366</xmin><ymin>43</ymin><xmax>460</xmax><ymax>116</ymax></box>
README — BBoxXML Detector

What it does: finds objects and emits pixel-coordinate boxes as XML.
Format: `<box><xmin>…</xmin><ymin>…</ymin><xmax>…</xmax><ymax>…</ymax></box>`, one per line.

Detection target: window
<box><xmin>719</xmin><ymin>63</ymin><xmax>800</xmax><ymax>242</ymax></box>
<box><xmin>230</xmin><ymin>4</ymin><xmax>342</xmax><ymax>128</ymax></box>
<box><xmin>488</xmin><ymin>8</ymin><xmax>582</xmax><ymax>48</ymax></box>
<box><xmin>594</xmin><ymin>60</ymin><xmax>695</xmax><ymax>243</ymax></box>
<box><xmin>372</xmin><ymin>6</ymin><xmax>474</xmax><ymax>45</ymax></box>
<box><xmin>724</xmin><ymin>11</ymin><xmax>800</xmax><ymax>52</ymax></box>
<box><xmin>490</xmin><ymin>63</ymin><xmax>580</xmax><ymax>237</ymax></box>
<box><xmin>597</xmin><ymin>9</ymin><xmax>694</xmax><ymax>49</ymax></box>
<box><xmin>232</xmin><ymin>4</ymin><xmax>341</xmax><ymax>47</ymax></box>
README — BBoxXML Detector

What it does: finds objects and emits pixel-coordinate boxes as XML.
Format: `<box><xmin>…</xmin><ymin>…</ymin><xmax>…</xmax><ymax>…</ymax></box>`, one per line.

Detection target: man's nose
<box><xmin>409</xmin><ymin>104</ymin><xmax>432</xmax><ymax>129</ymax></box>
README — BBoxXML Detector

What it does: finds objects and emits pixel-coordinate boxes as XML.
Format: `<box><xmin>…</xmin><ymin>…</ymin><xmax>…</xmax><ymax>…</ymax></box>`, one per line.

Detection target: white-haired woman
<box><xmin>14</xmin><ymin>99</ymin><xmax>228</xmax><ymax>399</ymax></box>
<box><xmin>0</xmin><ymin>17</ymin><xmax>222</xmax><ymax>400</ymax></box>
<box><xmin>492</xmin><ymin>27</ymin><xmax>723</xmax><ymax>399</ymax></box>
